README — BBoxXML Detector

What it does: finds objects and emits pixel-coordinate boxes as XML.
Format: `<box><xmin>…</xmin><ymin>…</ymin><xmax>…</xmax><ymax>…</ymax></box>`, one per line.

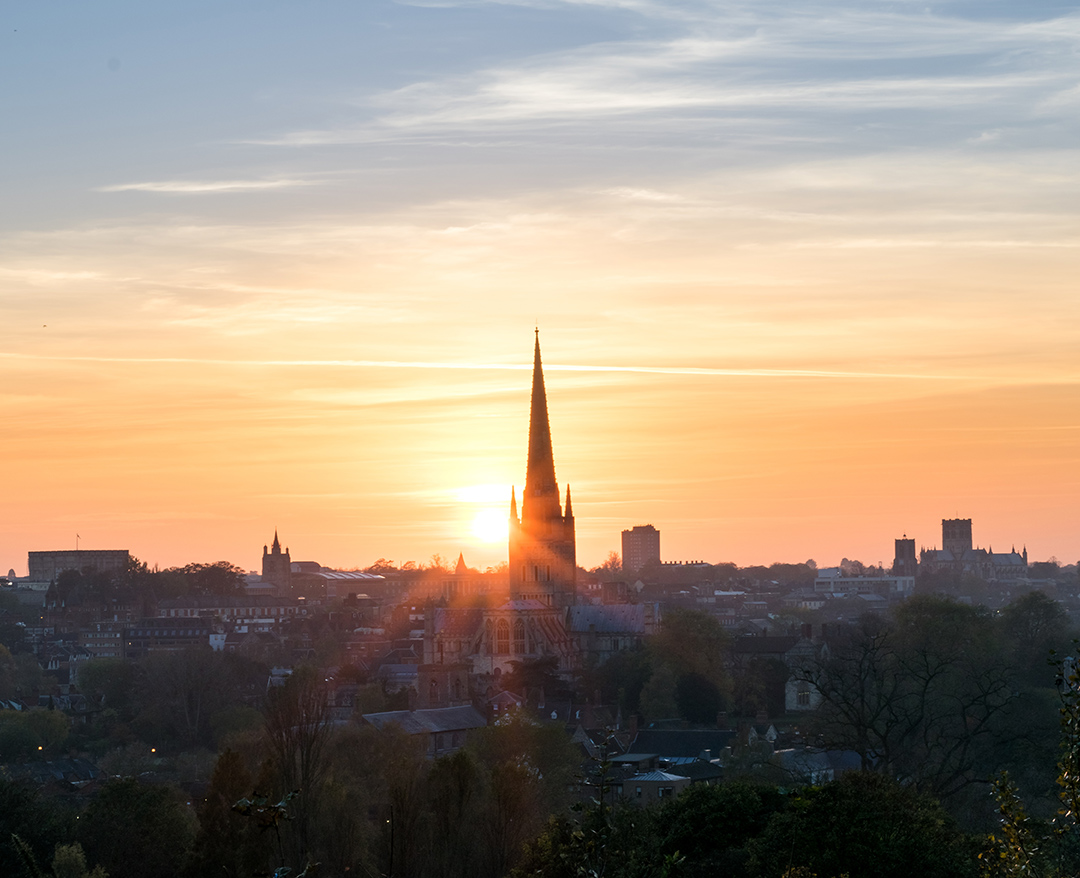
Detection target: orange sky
<box><xmin>2</xmin><ymin>2</ymin><xmax>1079</xmax><ymax>574</ymax></box>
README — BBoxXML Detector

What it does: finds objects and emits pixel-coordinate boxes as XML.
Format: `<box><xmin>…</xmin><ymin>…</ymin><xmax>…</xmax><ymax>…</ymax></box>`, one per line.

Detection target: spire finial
<box><xmin>523</xmin><ymin>331</ymin><xmax>559</xmax><ymax>522</ymax></box>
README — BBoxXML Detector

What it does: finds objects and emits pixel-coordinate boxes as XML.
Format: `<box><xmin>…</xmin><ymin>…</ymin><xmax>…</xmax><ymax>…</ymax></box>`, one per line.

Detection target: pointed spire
<box><xmin>456</xmin><ymin>552</ymin><xmax>468</xmax><ymax>575</ymax></box>
<box><xmin>271</xmin><ymin>530</ymin><xmax>281</xmax><ymax>553</ymax></box>
<box><xmin>522</xmin><ymin>331</ymin><xmax>561</xmax><ymax>521</ymax></box>
<box><xmin>564</xmin><ymin>484</ymin><xmax>573</xmax><ymax>518</ymax></box>
<box><xmin>510</xmin><ymin>486</ymin><xmax>518</xmax><ymax>520</ymax></box>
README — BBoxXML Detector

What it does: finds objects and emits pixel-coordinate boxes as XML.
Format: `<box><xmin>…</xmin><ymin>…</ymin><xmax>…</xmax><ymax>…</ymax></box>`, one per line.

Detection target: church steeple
<box><xmin>523</xmin><ymin>330</ymin><xmax>562</xmax><ymax>522</ymax></box>
<box><xmin>271</xmin><ymin>530</ymin><xmax>281</xmax><ymax>554</ymax></box>
<box><xmin>509</xmin><ymin>331</ymin><xmax>576</xmax><ymax>609</ymax></box>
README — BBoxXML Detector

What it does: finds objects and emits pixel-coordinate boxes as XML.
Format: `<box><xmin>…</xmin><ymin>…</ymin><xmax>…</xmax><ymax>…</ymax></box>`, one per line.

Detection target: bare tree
<box><xmin>792</xmin><ymin>598</ymin><xmax>1018</xmax><ymax>799</ymax></box>
<box><xmin>263</xmin><ymin>665</ymin><xmax>333</xmax><ymax>868</ymax></box>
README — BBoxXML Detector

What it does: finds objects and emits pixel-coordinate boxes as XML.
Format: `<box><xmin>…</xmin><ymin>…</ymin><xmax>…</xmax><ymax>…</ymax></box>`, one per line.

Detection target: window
<box><xmin>496</xmin><ymin>620</ymin><xmax>510</xmax><ymax>655</ymax></box>
<box><xmin>513</xmin><ymin>619</ymin><xmax>526</xmax><ymax>654</ymax></box>
<box><xmin>635</xmin><ymin>786</ymin><xmax>642</xmax><ymax>798</ymax></box>
<box><xmin>797</xmin><ymin>688</ymin><xmax>810</xmax><ymax>707</ymax></box>
<box><xmin>659</xmin><ymin>787</ymin><xmax>674</xmax><ymax>798</ymax></box>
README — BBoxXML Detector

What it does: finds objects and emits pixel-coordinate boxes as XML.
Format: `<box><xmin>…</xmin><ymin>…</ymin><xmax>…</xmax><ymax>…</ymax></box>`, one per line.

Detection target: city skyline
<box><xmin>2</xmin><ymin>1</ymin><xmax>1078</xmax><ymax>573</ymax></box>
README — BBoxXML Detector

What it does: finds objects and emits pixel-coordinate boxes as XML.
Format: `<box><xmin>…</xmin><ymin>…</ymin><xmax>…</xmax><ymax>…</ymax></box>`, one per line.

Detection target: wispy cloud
<box><xmin>0</xmin><ymin>351</ymin><xmax>978</xmax><ymax>381</ymax></box>
<box><xmin>96</xmin><ymin>178</ymin><xmax>316</xmax><ymax>194</ymax></box>
<box><xmin>253</xmin><ymin>4</ymin><xmax>1080</xmax><ymax>149</ymax></box>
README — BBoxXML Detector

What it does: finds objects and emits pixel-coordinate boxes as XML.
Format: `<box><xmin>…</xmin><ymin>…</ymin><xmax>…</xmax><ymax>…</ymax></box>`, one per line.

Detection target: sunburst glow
<box><xmin>471</xmin><ymin>508</ymin><xmax>509</xmax><ymax>544</ymax></box>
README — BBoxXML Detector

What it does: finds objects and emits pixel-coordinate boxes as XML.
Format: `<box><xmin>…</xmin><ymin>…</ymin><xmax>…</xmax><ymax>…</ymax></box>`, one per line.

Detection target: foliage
<box><xmin>0</xmin><ymin>783</ymin><xmax>75</xmax><ymax>877</ymax></box>
<box><xmin>642</xmin><ymin>608</ymin><xmax>731</xmax><ymax>723</ymax></box>
<box><xmin>51</xmin><ymin>843</ymin><xmax>108</xmax><ymax>878</ymax></box>
<box><xmin>748</xmin><ymin>772</ymin><xmax>979</xmax><ymax>878</ymax></box>
<box><xmin>0</xmin><ymin>709</ymin><xmax>69</xmax><ymax>760</ymax></box>
<box><xmin>185</xmin><ymin>749</ymin><xmax>265</xmax><ymax>878</ymax></box>
<box><xmin>76</xmin><ymin>778</ymin><xmax>196</xmax><ymax>878</ymax></box>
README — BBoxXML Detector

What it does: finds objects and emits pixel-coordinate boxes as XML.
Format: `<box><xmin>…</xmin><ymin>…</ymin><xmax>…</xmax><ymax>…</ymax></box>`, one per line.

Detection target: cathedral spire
<box><xmin>522</xmin><ymin>331</ymin><xmax>561</xmax><ymax>522</ymax></box>
<box><xmin>510</xmin><ymin>486</ymin><xmax>518</xmax><ymax>520</ymax></box>
<box><xmin>271</xmin><ymin>530</ymin><xmax>281</xmax><ymax>553</ymax></box>
<box><xmin>565</xmin><ymin>484</ymin><xmax>573</xmax><ymax>518</ymax></box>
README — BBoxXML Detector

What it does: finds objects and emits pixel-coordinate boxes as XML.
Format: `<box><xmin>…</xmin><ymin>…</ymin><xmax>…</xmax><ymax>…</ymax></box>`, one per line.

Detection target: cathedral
<box><xmin>419</xmin><ymin>333</ymin><xmax>657</xmax><ymax>706</ymax></box>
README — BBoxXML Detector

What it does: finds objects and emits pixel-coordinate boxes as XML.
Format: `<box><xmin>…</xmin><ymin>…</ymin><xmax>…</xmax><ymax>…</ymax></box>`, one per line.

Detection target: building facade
<box><xmin>28</xmin><ymin>549</ymin><xmax>131</xmax><ymax>583</ymax></box>
<box><xmin>621</xmin><ymin>525</ymin><xmax>661</xmax><ymax>575</ymax></box>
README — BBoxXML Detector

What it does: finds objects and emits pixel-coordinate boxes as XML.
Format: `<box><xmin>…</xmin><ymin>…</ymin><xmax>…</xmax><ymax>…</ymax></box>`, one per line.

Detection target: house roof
<box><xmin>566</xmin><ymin>604</ymin><xmax>647</xmax><ymax>634</ymax></box>
<box><xmin>731</xmin><ymin>635</ymin><xmax>798</xmax><ymax>655</ymax></box>
<box><xmin>631</xmin><ymin>729</ymin><xmax>736</xmax><ymax>759</ymax></box>
<box><xmin>626</xmin><ymin>770</ymin><xmax>688</xmax><ymax>782</ymax></box>
<box><xmin>667</xmin><ymin>761</ymin><xmax>724</xmax><ymax>781</ymax></box>
<box><xmin>433</xmin><ymin>608</ymin><xmax>484</xmax><ymax>636</ymax></box>
<box><xmin>363</xmin><ymin>705</ymin><xmax>487</xmax><ymax>736</ymax></box>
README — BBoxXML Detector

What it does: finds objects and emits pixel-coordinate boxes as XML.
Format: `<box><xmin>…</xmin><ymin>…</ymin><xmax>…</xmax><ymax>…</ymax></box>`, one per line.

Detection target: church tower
<box><xmin>508</xmin><ymin>332</ymin><xmax>577</xmax><ymax>609</ymax></box>
<box><xmin>262</xmin><ymin>531</ymin><xmax>292</xmax><ymax>595</ymax></box>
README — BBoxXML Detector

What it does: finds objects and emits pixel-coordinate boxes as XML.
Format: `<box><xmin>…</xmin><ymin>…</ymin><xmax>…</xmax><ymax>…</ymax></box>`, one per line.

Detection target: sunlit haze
<box><xmin>2</xmin><ymin>1</ymin><xmax>1078</xmax><ymax>574</ymax></box>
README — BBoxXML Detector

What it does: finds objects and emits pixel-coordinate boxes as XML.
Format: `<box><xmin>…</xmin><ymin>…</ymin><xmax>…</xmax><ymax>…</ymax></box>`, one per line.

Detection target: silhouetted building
<box><xmin>920</xmin><ymin>518</ymin><xmax>1028</xmax><ymax>581</ymax></box>
<box><xmin>942</xmin><ymin>518</ymin><xmax>973</xmax><ymax>557</ymax></box>
<box><xmin>509</xmin><ymin>331</ymin><xmax>577</xmax><ymax>609</ymax></box>
<box><xmin>262</xmin><ymin>531</ymin><xmax>291</xmax><ymax>594</ymax></box>
<box><xmin>622</xmin><ymin>525</ymin><xmax>660</xmax><ymax>574</ymax></box>
<box><xmin>892</xmin><ymin>536</ymin><xmax>917</xmax><ymax>577</ymax></box>
<box><xmin>423</xmin><ymin>333</ymin><xmax>659</xmax><ymax>686</ymax></box>
<box><xmin>28</xmin><ymin>549</ymin><xmax>130</xmax><ymax>583</ymax></box>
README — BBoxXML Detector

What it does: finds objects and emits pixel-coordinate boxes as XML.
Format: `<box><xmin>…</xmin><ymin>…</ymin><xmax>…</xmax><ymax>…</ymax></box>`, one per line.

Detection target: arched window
<box><xmin>496</xmin><ymin>619</ymin><xmax>510</xmax><ymax>655</ymax></box>
<box><xmin>485</xmin><ymin>620</ymin><xmax>493</xmax><ymax>655</ymax></box>
<box><xmin>513</xmin><ymin>619</ymin><xmax>526</xmax><ymax>654</ymax></box>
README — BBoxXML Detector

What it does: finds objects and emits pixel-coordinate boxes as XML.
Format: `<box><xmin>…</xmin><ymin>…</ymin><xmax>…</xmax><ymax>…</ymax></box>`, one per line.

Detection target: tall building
<box><xmin>262</xmin><ymin>531</ymin><xmax>292</xmax><ymax>594</ymax></box>
<box><xmin>508</xmin><ymin>331</ymin><xmax>576</xmax><ymax>609</ymax></box>
<box><xmin>422</xmin><ymin>333</ymin><xmax>658</xmax><ymax>690</ymax></box>
<box><xmin>920</xmin><ymin>517</ymin><xmax>1028</xmax><ymax>582</ymax></box>
<box><xmin>942</xmin><ymin>519</ymin><xmax>973</xmax><ymax>557</ymax></box>
<box><xmin>28</xmin><ymin>549</ymin><xmax>131</xmax><ymax>583</ymax></box>
<box><xmin>892</xmin><ymin>536</ymin><xmax>917</xmax><ymax>577</ymax></box>
<box><xmin>622</xmin><ymin>525</ymin><xmax>661</xmax><ymax>575</ymax></box>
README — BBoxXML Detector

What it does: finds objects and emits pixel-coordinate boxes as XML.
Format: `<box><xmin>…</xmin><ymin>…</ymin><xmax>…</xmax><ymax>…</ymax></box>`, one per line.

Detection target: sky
<box><xmin>1</xmin><ymin>0</ymin><xmax>1079</xmax><ymax>575</ymax></box>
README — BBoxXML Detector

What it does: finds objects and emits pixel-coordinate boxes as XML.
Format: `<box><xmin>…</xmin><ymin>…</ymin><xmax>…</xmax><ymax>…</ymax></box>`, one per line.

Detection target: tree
<box><xmin>748</xmin><ymin>772</ymin><xmax>979</xmax><ymax>878</ymax></box>
<box><xmin>52</xmin><ymin>843</ymin><xmax>108</xmax><ymax>878</ymax></box>
<box><xmin>262</xmin><ymin>665</ymin><xmax>332</xmax><ymax>869</ymax></box>
<box><xmin>644</xmin><ymin>608</ymin><xmax>731</xmax><ymax>723</ymax></box>
<box><xmin>793</xmin><ymin>599</ymin><xmax>1019</xmax><ymax>799</ymax></box>
<box><xmin>502</xmin><ymin>655</ymin><xmax>566</xmax><ymax>701</ymax></box>
<box><xmin>593</xmin><ymin>552</ymin><xmax>622</xmax><ymax>577</ymax></box>
<box><xmin>77</xmin><ymin>779</ymin><xmax>196</xmax><ymax>878</ymax></box>
<box><xmin>185</xmin><ymin>749</ymin><xmax>265</xmax><ymax>878</ymax></box>
<box><xmin>655</xmin><ymin>782</ymin><xmax>786</xmax><ymax>878</ymax></box>
<box><xmin>0</xmin><ymin>780</ymin><xmax>74</xmax><ymax>876</ymax></box>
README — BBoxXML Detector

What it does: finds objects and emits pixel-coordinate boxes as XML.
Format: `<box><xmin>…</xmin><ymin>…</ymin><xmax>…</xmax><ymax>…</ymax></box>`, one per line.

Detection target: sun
<box><xmin>471</xmin><ymin>507</ymin><xmax>509</xmax><ymax>543</ymax></box>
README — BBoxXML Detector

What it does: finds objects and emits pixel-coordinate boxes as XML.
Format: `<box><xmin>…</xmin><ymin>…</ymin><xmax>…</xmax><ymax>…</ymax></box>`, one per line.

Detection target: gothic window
<box><xmin>534</xmin><ymin>565</ymin><xmax>540</xmax><ymax>582</ymax></box>
<box><xmin>513</xmin><ymin>619</ymin><xmax>526</xmax><ymax>654</ymax></box>
<box><xmin>496</xmin><ymin>619</ymin><xmax>510</xmax><ymax>655</ymax></box>
<box><xmin>485</xmin><ymin>620</ymin><xmax>493</xmax><ymax>655</ymax></box>
<box><xmin>452</xmin><ymin>678</ymin><xmax>462</xmax><ymax>700</ymax></box>
<box><xmin>546</xmin><ymin>565</ymin><xmax>550</xmax><ymax>581</ymax></box>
